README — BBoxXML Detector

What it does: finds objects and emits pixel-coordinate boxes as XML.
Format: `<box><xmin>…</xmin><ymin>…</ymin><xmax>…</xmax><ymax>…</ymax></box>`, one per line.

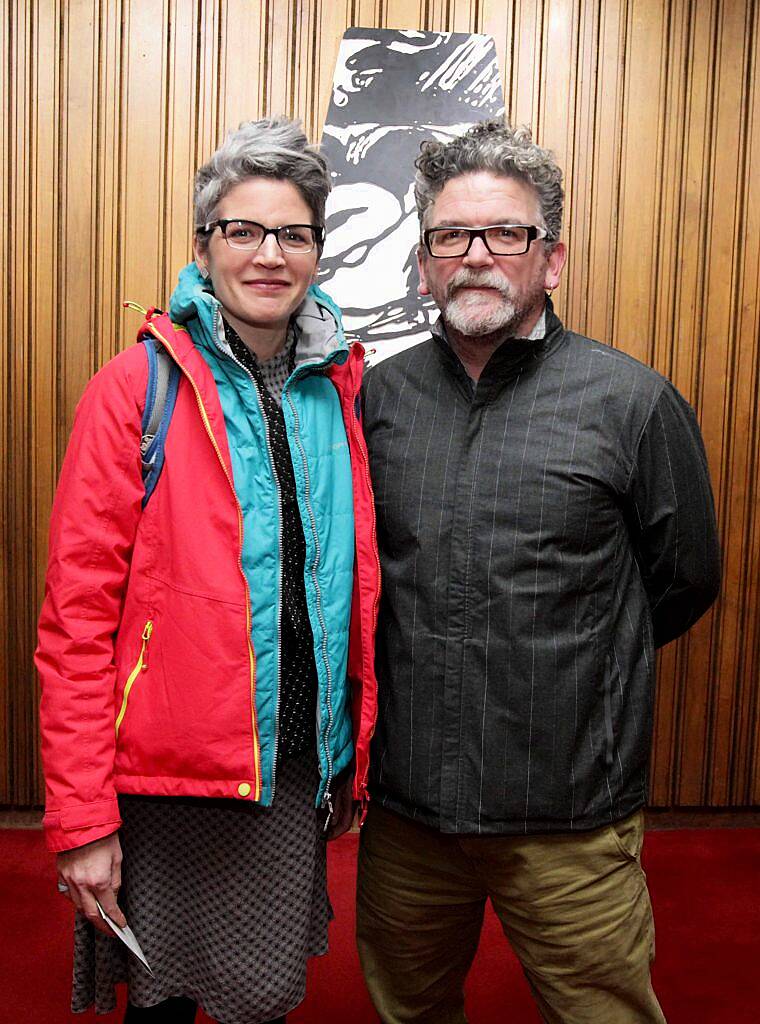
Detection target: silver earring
<box><xmin>200</xmin><ymin>267</ymin><xmax>209</xmax><ymax>280</ymax></box>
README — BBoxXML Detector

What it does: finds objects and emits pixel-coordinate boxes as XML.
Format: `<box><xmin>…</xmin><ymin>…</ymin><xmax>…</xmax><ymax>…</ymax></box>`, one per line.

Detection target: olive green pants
<box><xmin>356</xmin><ymin>804</ymin><xmax>666</xmax><ymax>1024</ymax></box>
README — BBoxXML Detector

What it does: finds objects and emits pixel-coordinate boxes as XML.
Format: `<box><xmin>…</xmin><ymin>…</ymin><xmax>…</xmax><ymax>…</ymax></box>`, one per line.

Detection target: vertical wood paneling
<box><xmin>703</xmin><ymin>0</ymin><xmax>758</xmax><ymax>807</ymax></box>
<box><xmin>614</xmin><ymin>0</ymin><xmax>666</xmax><ymax>367</ymax></box>
<box><xmin>0</xmin><ymin>0</ymin><xmax>11</xmax><ymax>803</ymax></box>
<box><xmin>539</xmin><ymin>0</ymin><xmax>579</xmax><ymax>325</ymax></box>
<box><xmin>266</xmin><ymin>0</ymin><xmax>297</xmax><ymax>117</ymax></box>
<box><xmin>655</xmin><ymin>1</ymin><xmax>714</xmax><ymax>804</ymax></box>
<box><xmin>352</xmin><ymin>0</ymin><xmax>383</xmax><ymax>30</ymax></box>
<box><xmin>119</xmin><ymin>1</ymin><xmax>170</xmax><ymax>323</ymax></box>
<box><xmin>218</xmin><ymin>0</ymin><xmax>266</xmax><ymax>134</ymax></box>
<box><xmin>452</xmin><ymin>0</ymin><xmax>480</xmax><ymax>32</ymax></box>
<box><xmin>8</xmin><ymin>0</ymin><xmax>34</xmax><ymax>805</ymax></box>
<box><xmin>384</xmin><ymin>0</ymin><xmax>426</xmax><ymax>30</ymax></box>
<box><xmin>424</xmin><ymin>0</ymin><xmax>452</xmax><ymax>31</ymax></box>
<box><xmin>480</xmin><ymin>1</ymin><xmax>512</xmax><ymax>104</ymax></box>
<box><xmin>640</xmin><ymin>0</ymin><xmax>687</xmax><ymax>807</ymax></box>
<box><xmin>195</xmin><ymin>0</ymin><xmax>221</xmax><ymax>174</ymax></box>
<box><xmin>562</xmin><ymin>0</ymin><xmax>598</xmax><ymax>334</ymax></box>
<box><xmin>312</xmin><ymin>2</ymin><xmax>351</xmax><ymax>143</ymax></box>
<box><xmin>3</xmin><ymin>0</ymin><xmax>759</xmax><ymax>810</ymax></box>
<box><xmin>509</xmin><ymin>0</ymin><xmax>546</xmax><ymax>132</ymax></box>
<box><xmin>94</xmin><ymin>0</ymin><xmax>125</xmax><ymax>370</ymax></box>
<box><xmin>739</xmin><ymin>0</ymin><xmax>760</xmax><ymax>806</ymax></box>
<box><xmin>584</xmin><ymin>0</ymin><xmax>626</xmax><ymax>344</ymax></box>
<box><xmin>163</xmin><ymin>0</ymin><xmax>201</xmax><ymax>303</ymax></box>
<box><xmin>60</xmin><ymin>0</ymin><xmax>99</xmax><ymax>416</ymax></box>
<box><xmin>29</xmin><ymin>0</ymin><xmax>61</xmax><ymax>802</ymax></box>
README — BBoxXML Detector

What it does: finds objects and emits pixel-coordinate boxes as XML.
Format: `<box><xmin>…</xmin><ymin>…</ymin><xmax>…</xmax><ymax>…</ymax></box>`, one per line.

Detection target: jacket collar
<box><xmin>431</xmin><ymin>296</ymin><xmax>566</xmax><ymax>390</ymax></box>
<box><xmin>168</xmin><ymin>261</ymin><xmax>348</xmax><ymax>369</ymax></box>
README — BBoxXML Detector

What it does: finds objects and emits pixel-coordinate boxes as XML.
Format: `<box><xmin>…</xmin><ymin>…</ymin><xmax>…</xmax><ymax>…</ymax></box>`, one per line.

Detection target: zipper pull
<box><xmin>322</xmin><ymin>789</ymin><xmax>334</xmax><ymax>833</ymax></box>
<box><xmin>123</xmin><ymin>300</ymin><xmax>148</xmax><ymax>315</ymax></box>
<box><xmin>358</xmin><ymin>788</ymin><xmax>370</xmax><ymax>827</ymax></box>
<box><xmin>140</xmin><ymin>620</ymin><xmax>154</xmax><ymax>671</ymax></box>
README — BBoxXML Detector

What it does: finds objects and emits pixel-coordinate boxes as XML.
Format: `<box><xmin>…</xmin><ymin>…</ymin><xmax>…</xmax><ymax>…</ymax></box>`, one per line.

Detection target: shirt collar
<box><xmin>519</xmin><ymin>309</ymin><xmax>546</xmax><ymax>341</ymax></box>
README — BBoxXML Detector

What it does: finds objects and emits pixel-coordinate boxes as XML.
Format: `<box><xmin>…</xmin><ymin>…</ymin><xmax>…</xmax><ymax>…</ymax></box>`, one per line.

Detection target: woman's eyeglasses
<box><xmin>199</xmin><ymin>219</ymin><xmax>325</xmax><ymax>253</ymax></box>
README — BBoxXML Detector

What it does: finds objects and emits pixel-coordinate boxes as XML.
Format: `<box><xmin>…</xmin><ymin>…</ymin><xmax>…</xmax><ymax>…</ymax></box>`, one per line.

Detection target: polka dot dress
<box><xmin>71</xmin><ymin>755</ymin><xmax>331</xmax><ymax>1022</ymax></box>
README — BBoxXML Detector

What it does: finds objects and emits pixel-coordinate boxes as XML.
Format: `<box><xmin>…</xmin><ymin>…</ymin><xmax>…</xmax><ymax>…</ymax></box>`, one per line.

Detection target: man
<box><xmin>358</xmin><ymin>120</ymin><xmax>721</xmax><ymax>1024</ymax></box>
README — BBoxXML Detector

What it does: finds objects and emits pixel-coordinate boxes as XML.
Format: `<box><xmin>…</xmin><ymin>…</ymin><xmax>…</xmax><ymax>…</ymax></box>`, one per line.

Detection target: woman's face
<box><xmin>194</xmin><ymin>177</ymin><xmax>320</xmax><ymax>339</ymax></box>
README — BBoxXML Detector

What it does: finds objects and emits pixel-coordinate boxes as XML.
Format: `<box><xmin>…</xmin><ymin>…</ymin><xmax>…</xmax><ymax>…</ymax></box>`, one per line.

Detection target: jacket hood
<box><xmin>168</xmin><ymin>261</ymin><xmax>347</xmax><ymax>367</ymax></box>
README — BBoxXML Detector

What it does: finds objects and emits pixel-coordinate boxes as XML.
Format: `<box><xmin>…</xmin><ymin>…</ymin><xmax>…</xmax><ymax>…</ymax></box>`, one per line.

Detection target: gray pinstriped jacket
<box><xmin>362</xmin><ymin>303</ymin><xmax>720</xmax><ymax>835</ymax></box>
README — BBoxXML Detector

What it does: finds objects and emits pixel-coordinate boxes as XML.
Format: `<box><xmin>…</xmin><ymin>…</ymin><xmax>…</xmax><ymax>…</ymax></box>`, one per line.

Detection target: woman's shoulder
<box><xmin>89</xmin><ymin>341</ymin><xmax>150</xmax><ymax>393</ymax></box>
<box><xmin>74</xmin><ymin>342</ymin><xmax>151</xmax><ymax>426</ymax></box>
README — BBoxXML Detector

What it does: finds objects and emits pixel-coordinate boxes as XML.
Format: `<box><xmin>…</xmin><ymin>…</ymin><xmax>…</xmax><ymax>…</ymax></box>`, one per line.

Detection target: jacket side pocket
<box><xmin>115</xmin><ymin>620</ymin><xmax>153</xmax><ymax>737</ymax></box>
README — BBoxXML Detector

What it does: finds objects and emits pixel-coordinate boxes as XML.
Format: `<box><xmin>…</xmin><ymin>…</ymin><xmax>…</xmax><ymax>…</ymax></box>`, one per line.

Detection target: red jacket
<box><xmin>36</xmin><ymin>310</ymin><xmax>380</xmax><ymax>852</ymax></box>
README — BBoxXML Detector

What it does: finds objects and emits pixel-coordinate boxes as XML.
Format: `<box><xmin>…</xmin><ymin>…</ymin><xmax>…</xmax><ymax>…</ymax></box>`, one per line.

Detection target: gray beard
<box><xmin>445</xmin><ymin>292</ymin><xmax>524</xmax><ymax>336</ymax></box>
<box><xmin>441</xmin><ymin>269</ymin><xmax>536</xmax><ymax>337</ymax></box>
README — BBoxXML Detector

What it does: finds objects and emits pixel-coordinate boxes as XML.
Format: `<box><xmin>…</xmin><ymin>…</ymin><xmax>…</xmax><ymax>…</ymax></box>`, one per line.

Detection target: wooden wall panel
<box><xmin>2</xmin><ymin>0</ymin><xmax>759</xmax><ymax>810</ymax></box>
<box><xmin>6</xmin><ymin>0</ymin><xmax>39</xmax><ymax>806</ymax></box>
<box><xmin>93</xmin><ymin>0</ymin><xmax>125</xmax><ymax>370</ymax></box>
<box><xmin>219</xmin><ymin>1</ymin><xmax>265</xmax><ymax>134</ymax></box>
<box><xmin>706</xmin><ymin>0</ymin><xmax>760</xmax><ymax>806</ymax></box>
<box><xmin>741</xmin><ymin>0</ymin><xmax>760</xmax><ymax>805</ymax></box>
<box><xmin>29</xmin><ymin>0</ymin><xmax>60</xmax><ymax>805</ymax></box>
<box><xmin>0</xmin><ymin>0</ymin><xmax>9</xmax><ymax>804</ymax></box>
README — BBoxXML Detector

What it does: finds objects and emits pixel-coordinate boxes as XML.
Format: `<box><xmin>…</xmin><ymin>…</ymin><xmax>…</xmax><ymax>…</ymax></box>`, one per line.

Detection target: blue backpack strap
<box><xmin>140</xmin><ymin>334</ymin><xmax>180</xmax><ymax>508</ymax></box>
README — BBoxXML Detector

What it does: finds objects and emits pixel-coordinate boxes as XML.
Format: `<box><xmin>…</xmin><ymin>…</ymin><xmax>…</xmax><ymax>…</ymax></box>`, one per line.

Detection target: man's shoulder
<box><xmin>563</xmin><ymin>329</ymin><xmax>672</xmax><ymax>398</ymax></box>
<box><xmin>363</xmin><ymin>337</ymin><xmax>437</xmax><ymax>390</ymax></box>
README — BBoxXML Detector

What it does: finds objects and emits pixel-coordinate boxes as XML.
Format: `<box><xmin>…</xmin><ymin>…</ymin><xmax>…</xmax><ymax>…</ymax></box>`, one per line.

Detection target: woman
<box><xmin>36</xmin><ymin>118</ymin><xmax>379</xmax><ymax>1024</ymax></box>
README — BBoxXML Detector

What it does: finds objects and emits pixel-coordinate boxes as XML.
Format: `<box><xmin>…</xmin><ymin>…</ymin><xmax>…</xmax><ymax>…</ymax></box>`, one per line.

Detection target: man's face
<box><xmin>417</xmin><ymin>171</ymin><xmax>566</xmax><ymax>337</ymax></box>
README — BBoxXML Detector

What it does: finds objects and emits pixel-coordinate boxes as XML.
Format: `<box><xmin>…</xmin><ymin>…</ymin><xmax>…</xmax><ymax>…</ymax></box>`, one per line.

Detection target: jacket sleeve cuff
<box><xmin>43</xmin><ymin>798</ymin><xmax>122</xmax><ymax>852</ymax></box>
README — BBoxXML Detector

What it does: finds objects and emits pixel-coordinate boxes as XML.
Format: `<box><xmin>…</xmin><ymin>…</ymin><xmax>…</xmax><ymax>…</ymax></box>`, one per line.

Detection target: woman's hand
<box><xmin>56</xmin><ymin>832</ymin><xmax>126</xmax><ymax>935</ymax></box>
<box><xmin>325</xmin><ymin>773</ymin><xmax>357</xmax><ymax>840</ymax></box>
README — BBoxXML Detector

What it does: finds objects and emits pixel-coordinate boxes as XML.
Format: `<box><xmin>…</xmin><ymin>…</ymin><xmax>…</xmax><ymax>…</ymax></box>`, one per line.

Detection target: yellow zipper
<box><xmin>115</xmin><ymin>620</ymin><xmax>153</xmax><ymax>736</ymax></box>
<box><xmin>145</xmin><ymin>320</ymin><xmax>262</xmax><ymax>801</ymax></box>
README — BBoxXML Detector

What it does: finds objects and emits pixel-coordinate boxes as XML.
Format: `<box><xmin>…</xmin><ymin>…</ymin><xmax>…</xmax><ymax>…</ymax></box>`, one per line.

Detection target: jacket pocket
<box><xmin>115</xmin><ymin>620</ymin><xmax>153</xmax><ymax>737</ymax></box>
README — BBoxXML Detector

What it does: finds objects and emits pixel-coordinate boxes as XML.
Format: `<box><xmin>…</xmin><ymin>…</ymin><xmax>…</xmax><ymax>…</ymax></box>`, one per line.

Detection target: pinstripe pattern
<box><xmin>363</xmin><ymin>303</ymin><xmax>721</xmax><ymax>835</ymax></box>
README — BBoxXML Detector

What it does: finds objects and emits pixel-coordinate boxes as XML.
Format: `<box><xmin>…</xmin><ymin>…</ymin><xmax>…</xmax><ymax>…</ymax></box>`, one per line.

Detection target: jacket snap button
<box><xmin>237</xmin><ymin>782</ymin><xmax>251</xmax><ymax>797</ymax></box>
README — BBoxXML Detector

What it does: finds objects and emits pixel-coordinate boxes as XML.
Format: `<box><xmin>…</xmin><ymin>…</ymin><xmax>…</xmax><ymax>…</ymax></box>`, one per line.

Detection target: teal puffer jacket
<box><xmin>169</xmin><ymin>262</ymin><xmax>356</xmax><ymax>808</ymax></box>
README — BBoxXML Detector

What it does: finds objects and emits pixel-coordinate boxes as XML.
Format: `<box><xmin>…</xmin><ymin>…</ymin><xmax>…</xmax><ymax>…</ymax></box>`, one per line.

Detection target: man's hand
<box><xmin>325</xmin><ymin>773</ymin><xmax>357</xmax><ymax>840</ymax></box>
<box><xmin>56</xmin><ymin>832</ymin><xmax>126</xmax><ymax>935</ymax></box>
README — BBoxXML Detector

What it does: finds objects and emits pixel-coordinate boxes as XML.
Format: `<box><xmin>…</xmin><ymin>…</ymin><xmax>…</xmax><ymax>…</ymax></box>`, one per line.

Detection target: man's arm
<box><xmin>624</xmin><ymin>383</ymin><xmax>721</xmax><ymax>648</ymax></box>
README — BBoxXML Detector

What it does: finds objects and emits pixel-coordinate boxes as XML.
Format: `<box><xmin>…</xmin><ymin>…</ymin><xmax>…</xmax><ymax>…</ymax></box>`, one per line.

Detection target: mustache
<box><xmin>445</xmin><ymin>269</ymin><xmax>514</xmax><ymax>301</ymax></box>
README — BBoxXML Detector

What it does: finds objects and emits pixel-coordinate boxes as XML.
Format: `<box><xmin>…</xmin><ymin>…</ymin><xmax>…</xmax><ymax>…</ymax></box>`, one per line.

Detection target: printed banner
<box><xmin>319</xmin><ymin>28</ymin><xmax>505</xmax><ymax>360</ymax></box>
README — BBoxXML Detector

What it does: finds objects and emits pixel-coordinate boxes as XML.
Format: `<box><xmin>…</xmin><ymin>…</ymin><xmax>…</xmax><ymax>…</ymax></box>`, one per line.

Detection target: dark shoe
<box><xmin>123</xmin><ymin>996</ymin><xmax>197</xmax><ymax>1022</ymax></box>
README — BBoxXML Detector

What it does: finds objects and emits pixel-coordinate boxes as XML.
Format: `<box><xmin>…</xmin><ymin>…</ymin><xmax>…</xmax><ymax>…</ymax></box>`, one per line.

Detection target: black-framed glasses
<box><xmin>423</xmin><ymin>224</ymin><xmax>548</xmax><ymax>258</ymax></box>
<box><xmin>199</xmin><ymin>219</ymin><xmax>325</xmax><ymax>253</ymax></box>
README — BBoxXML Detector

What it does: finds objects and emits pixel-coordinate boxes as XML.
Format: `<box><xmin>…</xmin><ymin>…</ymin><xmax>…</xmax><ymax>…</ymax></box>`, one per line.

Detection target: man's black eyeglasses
<box><xmin>423</xmin><ymin>224</ymin><xmax>548</xmax><ymax>258</ymax></box>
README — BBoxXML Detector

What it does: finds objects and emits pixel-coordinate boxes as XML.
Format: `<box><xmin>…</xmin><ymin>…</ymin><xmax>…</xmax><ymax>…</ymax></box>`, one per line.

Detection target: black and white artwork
<box><xmin>318</xmin><ymin>28</ymin><xmax>505</xmax><ymax>361</ymax></box>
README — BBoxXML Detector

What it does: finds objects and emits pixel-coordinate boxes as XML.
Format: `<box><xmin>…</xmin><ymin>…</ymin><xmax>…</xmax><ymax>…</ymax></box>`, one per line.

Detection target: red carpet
<box><xmin>3</xmin><ymin>826</ymin><xmax>759</xmax><ymax>1022</ymax></box>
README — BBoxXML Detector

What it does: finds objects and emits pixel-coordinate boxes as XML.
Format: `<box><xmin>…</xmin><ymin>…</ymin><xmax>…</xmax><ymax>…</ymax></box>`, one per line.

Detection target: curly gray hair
<box><xmin>194</xmin><ymin>117</ymin><xmax>330</xmax><ymax>251</ymax></box>
<box><xmin>414</xmin><ymin>120</ymin><xmax>564</xmax><ymax>245</ymax></box>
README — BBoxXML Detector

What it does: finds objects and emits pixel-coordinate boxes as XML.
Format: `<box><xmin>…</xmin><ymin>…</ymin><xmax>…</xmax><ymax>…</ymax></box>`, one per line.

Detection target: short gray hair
<box><xmin>415</xmin><ymin>120</ymin><xmax>564</xmax><ymax>245</ymax></box>
<box><xmin>194</xmin><ymin>117</ymin><xmax>330</xmax><ymax>250</ymax></box>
